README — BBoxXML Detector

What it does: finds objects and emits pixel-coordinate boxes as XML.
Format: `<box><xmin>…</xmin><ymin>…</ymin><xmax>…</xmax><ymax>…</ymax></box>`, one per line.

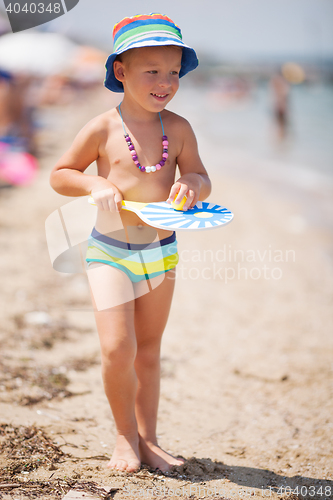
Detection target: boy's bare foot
<box><xmin>139</xmin><ymin>436</ymin><xmax>185</xmax><ymax>472</ymax></box>
<box><xmin>107</xmin><ymin>434</ymin><xmax>141</xmax><ymax>472</ymax></box>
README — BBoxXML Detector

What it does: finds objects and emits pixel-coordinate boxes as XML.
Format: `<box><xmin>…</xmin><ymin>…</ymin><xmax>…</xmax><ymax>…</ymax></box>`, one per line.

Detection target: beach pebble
<box><xmin>24</xmin><ymin>311</ymin><xmax>51</xmax><ymax>325</ymax></box>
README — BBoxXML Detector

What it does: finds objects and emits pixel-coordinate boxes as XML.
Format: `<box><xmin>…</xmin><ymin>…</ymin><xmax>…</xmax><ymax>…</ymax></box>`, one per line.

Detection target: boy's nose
<box><xmin>158</xmin><ymin>74</ymin><xmax>171</xmax><ymax>88</ymax></box>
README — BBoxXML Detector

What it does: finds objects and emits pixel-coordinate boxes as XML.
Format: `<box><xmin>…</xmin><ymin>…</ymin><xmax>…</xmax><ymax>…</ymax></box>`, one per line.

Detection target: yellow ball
<box><xmin>171</xmin><ymin>195</ymin><xmax>187</xmax><ymax>211</ymax></box>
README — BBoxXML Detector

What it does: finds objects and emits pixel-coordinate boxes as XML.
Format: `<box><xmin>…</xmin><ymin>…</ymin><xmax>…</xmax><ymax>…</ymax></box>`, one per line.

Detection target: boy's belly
<box><xmin>95</xmin><ymin>209</ymin><xmax>174</xmax><ymax>244</ymax></box>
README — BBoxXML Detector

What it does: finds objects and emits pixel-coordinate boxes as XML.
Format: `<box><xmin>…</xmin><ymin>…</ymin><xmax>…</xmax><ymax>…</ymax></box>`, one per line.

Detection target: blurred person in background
<box><xmin>270</xmin><ymin>69</ymin><xmax>290</xmax><ymax>141</ymax></box>
<box><xmin>0</xmin><ymin>69</ymin><xmax>38</xmax><ymax>186</ymax></box>
<box><xmin>0</xmin><ymin>69</ymin><xmax>36</xmax><ymax>154</ymax></box>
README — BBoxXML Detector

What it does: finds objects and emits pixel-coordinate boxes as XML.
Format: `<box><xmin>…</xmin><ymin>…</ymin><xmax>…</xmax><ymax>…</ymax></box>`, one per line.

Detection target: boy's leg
<box><xmin>133</xmin><ymin>269</ymin><xmax>184</xmax><ymax>471</ymax></box>
<box><xmin>87</xmin><ymin>263</ymin><xmax>141</xmax><ymax>472</ymax></box>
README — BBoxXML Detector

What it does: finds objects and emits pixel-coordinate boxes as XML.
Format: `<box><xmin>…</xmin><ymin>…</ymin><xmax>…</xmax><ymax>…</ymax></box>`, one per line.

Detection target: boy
<box><xmin>50</xmin><ymin>14</ymin><xmax>211</xmax><ymax>473</ymax></box>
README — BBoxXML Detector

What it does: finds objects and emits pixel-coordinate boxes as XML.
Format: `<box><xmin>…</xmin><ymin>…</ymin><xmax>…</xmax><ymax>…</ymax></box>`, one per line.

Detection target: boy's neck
<box><xmin>119</xmin><ymin>97</ymin><xmax>163</xmax><ymax>125</ymax></box>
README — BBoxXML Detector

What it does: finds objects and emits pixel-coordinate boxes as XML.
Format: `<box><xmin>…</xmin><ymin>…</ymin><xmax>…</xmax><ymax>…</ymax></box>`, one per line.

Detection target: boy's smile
<box><xmin>151</xmin><ymin>92</ymin><xmax>169</xmax><ymax>102</ymax></box>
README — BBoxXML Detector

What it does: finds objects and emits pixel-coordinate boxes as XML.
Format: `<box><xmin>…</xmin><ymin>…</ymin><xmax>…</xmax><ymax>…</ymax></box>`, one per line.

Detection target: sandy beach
<box><xmin>0</xmin><ymin>85</ymin><xmax>332</xmax><ymax>500</ymax></box>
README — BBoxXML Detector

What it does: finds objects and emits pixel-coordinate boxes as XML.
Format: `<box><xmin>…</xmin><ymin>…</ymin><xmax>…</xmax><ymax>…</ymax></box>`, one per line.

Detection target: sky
<box><xmin>1</xmin><ymin>0</ymin><xmax>333</xmax><ymax>61</ymax></box>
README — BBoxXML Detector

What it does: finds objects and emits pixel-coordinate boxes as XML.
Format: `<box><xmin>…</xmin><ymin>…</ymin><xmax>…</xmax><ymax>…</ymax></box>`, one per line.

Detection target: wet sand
<box><xmin>0</xmin><ymin>87</ymin><xmax>332</xmax><ymax>499</ymax></box>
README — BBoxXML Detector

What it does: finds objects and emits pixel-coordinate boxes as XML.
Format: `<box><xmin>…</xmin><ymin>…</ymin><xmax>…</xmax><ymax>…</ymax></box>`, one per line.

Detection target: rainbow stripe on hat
<box><xmin>104</xmin><ymin>13</ymin><xmax>198</xmax><ymax>93</ymax></box>
<box><xmin>113</xmin><ymin>14</ymin><xmax>182</xmax><ymax>52</ymax></box>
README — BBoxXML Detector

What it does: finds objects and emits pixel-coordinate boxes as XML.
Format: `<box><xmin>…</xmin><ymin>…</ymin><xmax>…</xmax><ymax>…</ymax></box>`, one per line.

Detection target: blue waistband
<box><xmin>90</xmin><ymin>228</ymin><xmax>176</xmax><ymax>251</ymax></box>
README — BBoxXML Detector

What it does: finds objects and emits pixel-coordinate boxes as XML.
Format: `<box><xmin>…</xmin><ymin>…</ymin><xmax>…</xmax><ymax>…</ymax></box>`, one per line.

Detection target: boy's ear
<box><xmin>113</xmin><ymin>60</ymin><xmax>125</xmax><ymax>83</ymax></box>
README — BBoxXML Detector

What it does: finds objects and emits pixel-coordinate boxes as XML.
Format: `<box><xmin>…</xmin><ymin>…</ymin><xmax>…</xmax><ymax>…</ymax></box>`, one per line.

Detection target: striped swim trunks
<box><xmin>86</xmin><ymin>228</ymin><xmax>179</xmax><ymax>283</ymax></box>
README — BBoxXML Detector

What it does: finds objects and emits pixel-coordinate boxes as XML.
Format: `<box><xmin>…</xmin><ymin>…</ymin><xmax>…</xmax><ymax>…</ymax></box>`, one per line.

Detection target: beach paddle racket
<box><xmin>88</xmin><ymin>197</ymin><xmax>233</xmax><ymax>231</ymax></box>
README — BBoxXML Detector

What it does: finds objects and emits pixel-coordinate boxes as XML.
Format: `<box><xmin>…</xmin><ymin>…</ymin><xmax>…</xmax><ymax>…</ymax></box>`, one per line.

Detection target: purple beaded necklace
<box><xmin>118</xmin><ymin>104</ymin><xmax>168</xmax><ymax>173</ymax></box>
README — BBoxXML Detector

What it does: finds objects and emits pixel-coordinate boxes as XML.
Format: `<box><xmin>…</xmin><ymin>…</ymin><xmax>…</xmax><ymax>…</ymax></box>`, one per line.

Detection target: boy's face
<box><xmin>114</xmin><ymin>46</ymin><xmax>182</xmax><ymax>112</ymax></box>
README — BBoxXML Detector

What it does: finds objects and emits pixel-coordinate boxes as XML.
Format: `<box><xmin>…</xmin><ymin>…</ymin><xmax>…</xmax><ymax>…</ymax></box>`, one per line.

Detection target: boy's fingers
<box><xmin>183</xmin><ymin>190</ymin><xmax>196</xmax><ymax>210</ymax></box>
<box><xmin>180</xmin><ymin>190</ymin><xmax>193</xmax><ymax>210</ymax></box>
<box><xmin>168</xmin><ymin>185</ymin><xmax>189</xmax><ymax>205</ymax></box>
<box><xmin>176</xmin><ymin>189</ymin><xmax>188</xmax><ymax>203</ymax></box>
<box><xmin>91</xmin><ymin>188</ymin><xmax>123</xmax><ymax>212</ymax></box>
<box><xmin>93</xmin><ymin>195</ymin><xmax>104</xmax><ymax>210</ymax></box>
<box><xmin>103</xmin><ymin>199</ymin><xmax>111</xmax><ymax>211</ymax></box>
<box><xmin>166</xmin><ymin>185</ymin><xmax>179</xmax><ymax>203</ymax></box>
<box><xmin>114</xmin><ymin>192</ymin><xmax>123</xmax><ymax>212</ymax></box>
<box><xmin>107</xmin><ymin>198</ymin><xmax>115</xmax><ymax>212</ymax></box>
<box><xmin>167</xmin><ymin>182</ymin><xmax>186</xmax><ymax>203</ymax></box>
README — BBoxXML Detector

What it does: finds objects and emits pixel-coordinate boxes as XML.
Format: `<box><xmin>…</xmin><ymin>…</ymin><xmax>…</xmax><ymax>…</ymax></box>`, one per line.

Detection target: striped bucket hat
<box><xmin>104</xmin><ymin>13</ymin><xmax>198</xmax><ymax>92</ymax></box>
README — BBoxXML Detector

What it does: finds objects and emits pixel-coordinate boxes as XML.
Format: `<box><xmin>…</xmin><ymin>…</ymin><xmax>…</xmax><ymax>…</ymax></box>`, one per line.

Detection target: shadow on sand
<box><xmin>164</xmin><ymin>457</ymin><xmax>331</xmax><ymax>498</ymax></box>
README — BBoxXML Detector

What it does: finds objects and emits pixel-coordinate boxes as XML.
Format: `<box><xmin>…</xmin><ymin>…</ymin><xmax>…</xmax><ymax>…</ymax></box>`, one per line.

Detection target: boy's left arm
<box><xmin>166</xmin><ymin>119</ymin><xmax>211</xmax><ymax>211</ymax></box>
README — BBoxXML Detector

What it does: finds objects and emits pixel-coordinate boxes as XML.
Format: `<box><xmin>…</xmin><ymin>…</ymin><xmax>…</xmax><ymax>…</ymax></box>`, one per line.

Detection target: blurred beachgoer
<box><xmin>0</xmin><ymin>69</ymin><xmax>38</xmax><ymax>185</ymax></box>
<box><xmin>0</xmin><ymin>69</ymin><xmax>15</xmax><ymax>137</ymax></box>
<box><xmin>50</xmin><ymin>14</ymin><xmax>211</xmax><ymax>473</ymax></box>
<box><xmin>37</xmin><ymin>74</ymin><xmax>77</xmax><ymax>107</ymax></box>
<box><xmin>270</xmin><ymin>71</ymin><xmax>290</xmax><ymax>141</ymax></box>
<box><xmin>0</xmin><ymin>69</ymin><xmax>36</xmax><ymax>154</ymax></box>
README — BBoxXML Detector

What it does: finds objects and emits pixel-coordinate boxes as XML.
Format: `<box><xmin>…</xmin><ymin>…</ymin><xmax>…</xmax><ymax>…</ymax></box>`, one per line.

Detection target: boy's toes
<box><xmin>107</xmin><ymin>458</ymin><xmax>140</xmax><ymax>472</ymax></box>
<box><xmin>126</xmin><ymin>459</ymin><xmax>141</xmax><ymax>472</ymax></box>
<box><xmin>158</xmin><ymin>457</ymin><xmax>185</xmax><ymax>471</ymax></box>
<box><xmin>108</xmin><ymin>459</ymin><xmax>128</xmax><ymax>471</ymax></box>
<box><xmin>174</xmin><ymin>457</ymin><xmax>185</xmax><ymax>466</ymax></box>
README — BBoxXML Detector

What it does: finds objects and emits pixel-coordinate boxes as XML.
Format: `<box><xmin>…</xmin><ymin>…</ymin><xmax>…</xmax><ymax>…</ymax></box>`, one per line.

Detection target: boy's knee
<box><xmin>102</xmin><ymin>341</ymin><xmax>137</xmax><ymax>367</ymax></box>
<box><xmin>136</xmin><ymin>341</ymin><xmax>160</xmax><ymax>368</ymax></box>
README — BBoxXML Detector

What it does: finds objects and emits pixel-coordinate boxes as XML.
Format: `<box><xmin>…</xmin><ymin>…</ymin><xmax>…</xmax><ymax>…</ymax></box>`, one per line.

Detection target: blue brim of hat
<box><xmin>104</xmin><ymin>40</ymin><xmax>198</xmax><ymax>93</ymax></box>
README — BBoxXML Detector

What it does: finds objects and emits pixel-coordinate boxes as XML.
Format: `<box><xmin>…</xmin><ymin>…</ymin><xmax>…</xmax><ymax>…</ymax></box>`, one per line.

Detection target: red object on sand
<box><xmin>0</xmin><ymin>142</ymin><xmax>38</xmax><ymax>185</ymax></box>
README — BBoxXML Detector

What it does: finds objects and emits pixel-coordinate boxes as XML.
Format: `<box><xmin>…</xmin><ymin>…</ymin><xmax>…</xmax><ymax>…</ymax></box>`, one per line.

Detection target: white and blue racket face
<box><xmin>139</xmin><ymin>201</ymin><xmax>234</xmax><ymax>230</ymax></box>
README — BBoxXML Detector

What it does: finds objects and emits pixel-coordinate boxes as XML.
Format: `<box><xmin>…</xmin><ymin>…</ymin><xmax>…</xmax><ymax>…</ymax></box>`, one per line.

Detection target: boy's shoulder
<box><xmin>83</xmin><ymin>107</ymin><xmax>119</xmax><ymax>135</ymax></box>
<box><xmin>162</xmin><ymin>109</ymin><xmax>193</xmax><ymax>133</ymax></box>
<box><xmin>162</xmin><ymin>110</ymin><xmax>196</xmax><ymax>144</ymax></box>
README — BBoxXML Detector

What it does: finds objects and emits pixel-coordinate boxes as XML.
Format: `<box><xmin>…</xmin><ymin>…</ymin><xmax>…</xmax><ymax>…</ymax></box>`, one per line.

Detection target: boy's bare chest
<box><xmin>106</xmin><ymin>128</ymin><xmax>168</xmax><ymax>167</ymax></box>
<box><xmin>97</xmin><ymin>131</ymin><xmax>177</xmax><ymax>200</ymax></box>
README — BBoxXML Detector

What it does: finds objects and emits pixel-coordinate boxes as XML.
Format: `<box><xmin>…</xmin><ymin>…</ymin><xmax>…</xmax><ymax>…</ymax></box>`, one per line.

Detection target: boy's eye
<box><xmin>148</xmin><ymin>70</ymin><xmax>158</xmax><ymax>74</ymax></box>
<box><xmin>171</xmin><ymin>71</ymin><xmax>179</xmax><ymax>75</ymax></box>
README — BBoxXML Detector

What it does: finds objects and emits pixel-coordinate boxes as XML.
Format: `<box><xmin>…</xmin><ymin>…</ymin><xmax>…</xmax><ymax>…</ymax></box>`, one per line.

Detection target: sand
<box><xmin>0</xmin><ymin>86</ymin><xmax>332</xmax><ymax>500</ymax></box>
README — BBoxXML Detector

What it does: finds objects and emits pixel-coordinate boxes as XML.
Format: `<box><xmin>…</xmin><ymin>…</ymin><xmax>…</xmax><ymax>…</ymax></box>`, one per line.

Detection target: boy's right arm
<box><xmin>50</xmin><ymin>119</ymin><xmax>123</xmax><ymax>212</ymax></box>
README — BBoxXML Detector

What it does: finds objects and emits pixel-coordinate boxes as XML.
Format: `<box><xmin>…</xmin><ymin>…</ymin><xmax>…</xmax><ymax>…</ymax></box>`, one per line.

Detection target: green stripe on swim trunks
<box><xmin>86</xmin><ymin>245</ymin><xmax>178</xmax><ymax>276</ymax></box>
<box><xmin>86</xmin><ymin>238</ymin><xmax>177</xmax><ymax>264</ymax></box>
<box><xmin>86</xmin><ymin>246</ymin><xmax>147</xmax><ymax>274</ymax></box>
<box><xmin>114</xmin><ymin>24</ymin><xmax>181</xmax><ymax>52</ymax></box>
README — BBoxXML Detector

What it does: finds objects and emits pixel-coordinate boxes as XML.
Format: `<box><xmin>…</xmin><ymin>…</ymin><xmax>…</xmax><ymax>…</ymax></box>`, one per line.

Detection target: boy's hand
<box><xmin>166</xmin><ymin>173</ymin><xmax>203</xmax><ymax>211</ymax></box>
<box><xmin>91</xmin><ymin>181</ymin><xmax>123</xmax><ymax>212</ymax></box>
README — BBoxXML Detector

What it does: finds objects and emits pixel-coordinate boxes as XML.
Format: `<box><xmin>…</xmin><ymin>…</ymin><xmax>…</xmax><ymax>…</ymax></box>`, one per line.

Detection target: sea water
<box><xmin>171</xmin><ymin>81</ymin><xmax>333</xmax><ymax>175</ymax></box>
<box><xmin>169</xmin><ymin>80</ymin><xmax>333</xmax><ymax>229</ymax></box>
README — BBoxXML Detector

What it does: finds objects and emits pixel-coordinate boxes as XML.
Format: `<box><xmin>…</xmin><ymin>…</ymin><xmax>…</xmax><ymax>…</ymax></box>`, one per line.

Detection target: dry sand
<box><xmin>0</xmin><ymin>87</ymin><xmax>332</xmax><ymax>500</ymax></box>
